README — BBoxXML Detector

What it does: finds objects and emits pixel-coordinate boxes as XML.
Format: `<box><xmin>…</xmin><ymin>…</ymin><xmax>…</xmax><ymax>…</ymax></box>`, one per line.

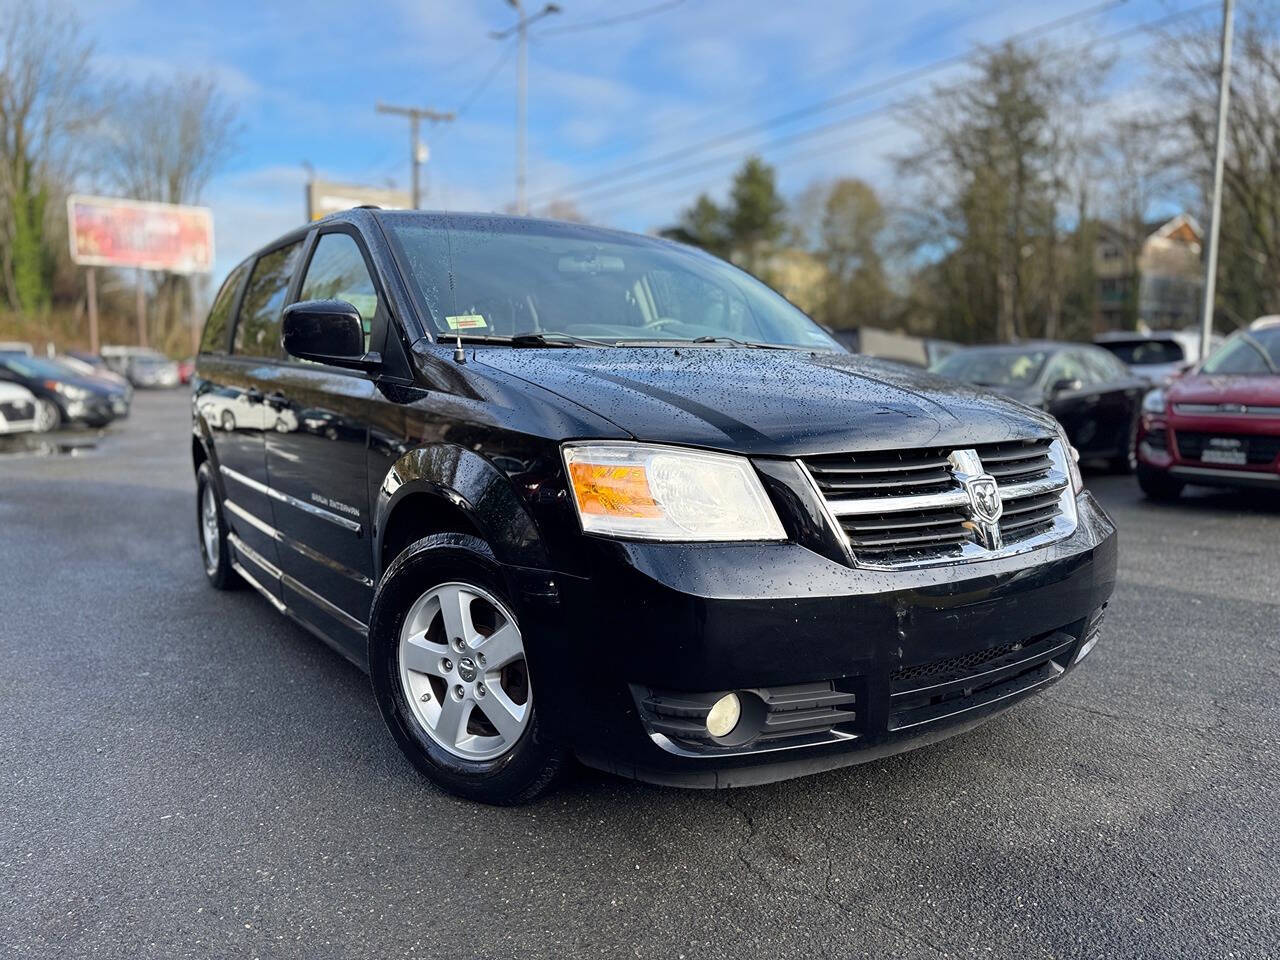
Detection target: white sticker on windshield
<box><xmin>446</xmin><ymin>314</ymin><xmax>487</xmax><ymax>330</ymax></box>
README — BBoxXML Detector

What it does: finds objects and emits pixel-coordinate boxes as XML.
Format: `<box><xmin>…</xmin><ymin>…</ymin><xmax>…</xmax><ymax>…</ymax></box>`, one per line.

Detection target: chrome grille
<box><xmin>802</xmin><ymin>437</ymin><xmax>1076</xmax><ymax>569</ymax></box>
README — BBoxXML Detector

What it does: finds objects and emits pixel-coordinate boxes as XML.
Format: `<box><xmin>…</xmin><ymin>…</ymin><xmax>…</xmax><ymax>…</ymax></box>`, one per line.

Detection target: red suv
<box><xmin>1136</xmin><ymin>322</ymin><xmax>1280</xmax><ymax>499</ymax></box>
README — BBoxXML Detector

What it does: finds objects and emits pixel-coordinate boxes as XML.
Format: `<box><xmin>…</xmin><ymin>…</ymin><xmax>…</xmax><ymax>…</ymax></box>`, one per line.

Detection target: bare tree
<box><xmin>0</xmin><ymin>2</ymin><xmax>98</xmax><ymax>311</ymax></box>
<box><xmin>100</xmin><ymin>73</ymin><xmax>239</xmax><ymax>350</ymax></box>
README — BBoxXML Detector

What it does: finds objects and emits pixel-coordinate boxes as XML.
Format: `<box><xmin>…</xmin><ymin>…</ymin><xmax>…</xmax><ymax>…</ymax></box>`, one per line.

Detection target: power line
<box><xmin>537</xmin><ymin>1</ymin><xmax>1215</xmax><ymax>210</ymax></box>
<box><xmin>527</xmin><ymin>0</ymin><xmax>1133</xmax><ymax>205</ymax></box>
<box><xmin>454</xmin><ymin>37</ymin><xmax>519</xmax><ymax>117</ymax></box>
<box><xmin>585</xmin><ymin>92</ymin><xmax>1169</xmax><ymax>223</ymax></box>
<box><xmin>571</xmin><ymin>15</ymin><xmax>1208</xmax><ymax>221</ymax></box>
<box><xmin>531</xmin><ymin>2</ymin><xmax>1012</xmax><ymax>176</ymax></box>
<box><xmin>537</xmin><ymin>0</ymin><xmax>684</xmax><ymax>36</ymax></box>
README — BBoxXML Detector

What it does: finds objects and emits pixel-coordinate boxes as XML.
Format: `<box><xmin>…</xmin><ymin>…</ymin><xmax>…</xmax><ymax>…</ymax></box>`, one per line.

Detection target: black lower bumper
<box><xmin>523</xmin><ymin>492</ymin><xmax>1117</xmax><ymax>788</ymax></box>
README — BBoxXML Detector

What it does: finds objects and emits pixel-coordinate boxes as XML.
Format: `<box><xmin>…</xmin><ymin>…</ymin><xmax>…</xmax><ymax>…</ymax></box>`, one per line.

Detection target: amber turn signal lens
<box><xmin>567</xmin><ymin>462</ymin><xmax>662</xmax><ymax>518</ymax></box>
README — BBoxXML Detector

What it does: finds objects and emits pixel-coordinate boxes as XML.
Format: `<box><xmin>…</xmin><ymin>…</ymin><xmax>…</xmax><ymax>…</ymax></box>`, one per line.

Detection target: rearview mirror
<box><xmin>1050</xmin><ymin>377</ymin><xmax>1082</xmax><ymax>395</ymax></box>
<box><xmin>282</xmin><ymin>300</ymin><xmax>379</xmax><ymax>371</ymax></box>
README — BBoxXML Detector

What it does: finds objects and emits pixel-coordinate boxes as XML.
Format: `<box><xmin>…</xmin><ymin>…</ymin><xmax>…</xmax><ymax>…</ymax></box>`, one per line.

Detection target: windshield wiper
<box><xmin>610</xmin><ymin>336</ymin><xmax>808</xmax><ymax>350</ymax></box>
<box><xmin>690</xmin><ymin>335</ymin><xmax>800</xmax><ymax>350</ymax></box>
<box><xmin>447</xmin><ymin>332</ymin><xmax>614</xmax><ymax>348</ymax></box>
<box><xmin>509</xmin><ymin>332</ymin><xmax>616</xmax><ymax>348</ymax></box>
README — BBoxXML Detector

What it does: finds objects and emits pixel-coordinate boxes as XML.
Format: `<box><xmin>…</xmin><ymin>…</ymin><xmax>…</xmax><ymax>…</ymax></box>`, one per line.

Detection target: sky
<box><xmin>75</xmin><ymin>0</ymin><xmax>1216</xmax><ymax>285</ymax></box>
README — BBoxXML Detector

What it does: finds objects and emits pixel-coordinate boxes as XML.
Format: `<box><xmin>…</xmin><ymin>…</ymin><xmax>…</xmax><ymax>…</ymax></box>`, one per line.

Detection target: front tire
<box><xmin>33</xmin><ymin>398</ymin><xmax>61</xmax><ymax>433</ymax></box>
<box><xmin>369</xmin><ymin>534</ymin><xmax>567</xmax><ymax>805</ymax></box>
<box><xmin>1137</xmin><ymin>464</ymin><xmax>1183</xmax><ymax>502</ymax></box>
<box><xmin>196</xmin><ymin>461</ymin><xmax>240</xmax><ymax>589</ymax></box>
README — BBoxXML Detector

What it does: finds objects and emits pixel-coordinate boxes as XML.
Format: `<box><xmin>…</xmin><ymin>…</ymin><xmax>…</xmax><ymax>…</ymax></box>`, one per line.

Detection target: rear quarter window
<box><xmin>200</xmin><ymin>262</ymin><xmax>248</xmax><ymax>355</ymax></box>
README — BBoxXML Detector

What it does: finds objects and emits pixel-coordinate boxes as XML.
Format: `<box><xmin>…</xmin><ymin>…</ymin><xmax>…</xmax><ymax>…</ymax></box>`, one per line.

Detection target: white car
<box><xmin>0</xmin><ymin>381</ymin><xmax>38</xmax><ymax>434</ymax></box>
<box><xmin>1094</xmin><ymin>329</ymin><xmax>1223</xmax><ymax>385</ymax></box>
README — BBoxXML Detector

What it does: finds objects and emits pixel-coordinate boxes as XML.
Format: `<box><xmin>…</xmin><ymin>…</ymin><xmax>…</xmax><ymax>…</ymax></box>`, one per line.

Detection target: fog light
<box><xmin>706</xmin><ymin>693</ymin><xmax>741</xmax><ymax>738</ymax></box>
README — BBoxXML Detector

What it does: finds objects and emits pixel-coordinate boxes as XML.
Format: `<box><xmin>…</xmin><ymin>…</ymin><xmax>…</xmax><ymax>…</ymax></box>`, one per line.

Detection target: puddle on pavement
<box><xmin>0</xmin><ymin>431</ymin><xmax>104</xmax><ymax>458</ymax></box>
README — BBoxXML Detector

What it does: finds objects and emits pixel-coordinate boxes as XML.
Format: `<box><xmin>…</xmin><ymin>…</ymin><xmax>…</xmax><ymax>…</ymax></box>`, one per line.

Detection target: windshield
<box><xmin>1098</xmin><ymin>338</ymin><xmax>1185</xmax><ymax>366</ymax></box>
<box><xmin>1200</xmin><ymin>329</ymin><xmax>1280</xmax><ymax>375</ymax></box>
<box><xmin>932</xmin><ymin>348</ymin><xmax>1048</xmax><ymax>387</ymax></box>
<box><xmin>385</xmin><ymin>215</ymin><xmax>840</xmax><ymax>350</ymax></box>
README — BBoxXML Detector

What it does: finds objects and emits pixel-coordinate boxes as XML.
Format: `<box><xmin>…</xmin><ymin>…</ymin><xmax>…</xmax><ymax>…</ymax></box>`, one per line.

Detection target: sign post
<box><xmin>85</xmin><ymin>267</ymin><xmax>99</xmax><ymax>354</ymax></box>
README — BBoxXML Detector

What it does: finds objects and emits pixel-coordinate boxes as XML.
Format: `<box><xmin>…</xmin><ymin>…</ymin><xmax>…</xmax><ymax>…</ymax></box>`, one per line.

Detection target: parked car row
<box><xmin>0</xmin><ymin>346</ymin><xmax>134</xmax><ymax>433</ymax></box>
<box><xmin>930</xmin><ymin>321</ymin><xmax>1280</xmax><ymax>501</ymax></box>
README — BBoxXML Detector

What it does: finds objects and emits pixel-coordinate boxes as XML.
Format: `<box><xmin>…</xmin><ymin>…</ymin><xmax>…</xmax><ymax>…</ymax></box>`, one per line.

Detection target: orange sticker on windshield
<box><xmin>446</xmin><ymin>314</ymin><xmax>487</xmax><ymax>330</ymax></box>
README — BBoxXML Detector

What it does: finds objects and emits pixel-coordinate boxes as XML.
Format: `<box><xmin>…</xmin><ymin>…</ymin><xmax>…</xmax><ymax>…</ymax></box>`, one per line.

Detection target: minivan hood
<box><xmin>477</xmin><ymin>347</ymin><xmax>1057</xmax><ymax>456</ymax></box>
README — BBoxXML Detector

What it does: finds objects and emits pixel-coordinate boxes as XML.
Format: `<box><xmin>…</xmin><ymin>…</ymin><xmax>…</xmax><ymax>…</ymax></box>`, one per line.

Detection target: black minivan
<box><xmin>193</xmin><ymin>209</ymin><xmax>1117</xmax><ymax>804</ymax></box>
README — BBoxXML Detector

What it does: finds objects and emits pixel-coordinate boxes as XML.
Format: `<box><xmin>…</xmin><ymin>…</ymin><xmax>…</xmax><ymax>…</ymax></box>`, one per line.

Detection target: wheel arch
<box><xmin>373</xmin><ymin>443</ymin><xmax>551</xmax><ymax>581</ymax></box>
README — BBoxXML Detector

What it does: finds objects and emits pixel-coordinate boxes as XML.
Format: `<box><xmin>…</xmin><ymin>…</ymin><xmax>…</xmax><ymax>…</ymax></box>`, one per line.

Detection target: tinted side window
<box><xmin>233</xmin><ymin>242</ymin><xmax>303</xmax><ymax>358</ymax></box>
<box><xmin>1090</xmin><ymin>348</ymin><xmax>1130</xmax><ymax>381</ymax></box>
<box><xmin>298</xmin><ymin>233</ymin><xmax>380</xmax><ymax>352</ymax></box>
<box><xmin>200</xmin><ymin>263</ymin><xmax>248</xmax><ymax>355</ymax></box>
<box><xmin>1046</xmin><ymin>352</ymin><xmax>1088</xmax><ymax>385</ymax></box>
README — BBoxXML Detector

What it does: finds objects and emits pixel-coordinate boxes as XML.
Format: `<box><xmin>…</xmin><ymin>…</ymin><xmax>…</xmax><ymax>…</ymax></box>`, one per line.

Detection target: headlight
<box><xmin>48</xmin><ymin>380</ymin><xmax>89</xmax><ymax>401</ymax></box>
<box><xmin>1053</xmin><ymin>423</ymin><xmax>1083</xmax><ymax>495</ymax></box>
<box><xmin>1141</xmin><ymin>388</ymin><xmax>1166</xmax><ymax>415</ymax></box>
<box><xmin>562</xmin><ymin>442</ymin><xmax>786</xmax><ymax>542</ymax></box>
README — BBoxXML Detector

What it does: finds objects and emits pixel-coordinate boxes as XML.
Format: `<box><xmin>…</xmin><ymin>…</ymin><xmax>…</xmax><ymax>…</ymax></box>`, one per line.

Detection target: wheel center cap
<box><xmin>457</xmin><ymin>657</ymin><xmax>477</xmax><ymax>683</ymax></box>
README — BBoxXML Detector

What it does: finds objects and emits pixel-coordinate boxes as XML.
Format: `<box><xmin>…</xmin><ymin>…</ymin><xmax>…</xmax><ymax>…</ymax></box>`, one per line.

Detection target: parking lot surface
<box><xmin>2</xmin><ymin>391</ymin><xmax>1278</xmax><ymax>959</ymax></box>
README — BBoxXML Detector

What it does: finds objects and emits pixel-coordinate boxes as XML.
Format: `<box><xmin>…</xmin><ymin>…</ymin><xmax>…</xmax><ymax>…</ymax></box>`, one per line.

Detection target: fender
<box><xmin>373</xmin><ymin>442</ymin><xmax>552</xmax><ymax>581</ymax></box>
<box><xmin>191</xmin><ymin>411</ymin><xmax>226</xmax><ymax>501</ymax></box>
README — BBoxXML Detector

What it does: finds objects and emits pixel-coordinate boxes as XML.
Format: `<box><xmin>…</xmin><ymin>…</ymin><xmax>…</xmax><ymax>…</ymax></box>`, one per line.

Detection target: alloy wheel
<box><xmin>398</xmin><ymin>582</ymin><xmax>531</xmax><ymax>761</ymax></box>
<box><xmin>200</xmin><ymin>484</ymin><xmax>221</xmax><ymax>575</ymax></box>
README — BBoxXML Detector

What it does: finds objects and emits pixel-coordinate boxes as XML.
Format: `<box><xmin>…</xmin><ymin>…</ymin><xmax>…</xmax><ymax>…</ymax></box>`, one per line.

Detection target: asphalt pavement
<box><xmin>1</xmin><ymin>391</ymin><xmax>1277</xmax><ymax>960</ymax></box>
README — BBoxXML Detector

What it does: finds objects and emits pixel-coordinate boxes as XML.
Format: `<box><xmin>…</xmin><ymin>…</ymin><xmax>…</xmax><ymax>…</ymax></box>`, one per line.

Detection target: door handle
<box><xmin>264</xmin><ymin>391</ymin><xmax>288</xmax><ymax>410</ymax></box>
<box><xmin>244</xmin><ymin>387</ymin><xmax>264</xmax><ymax>404</ymax></box>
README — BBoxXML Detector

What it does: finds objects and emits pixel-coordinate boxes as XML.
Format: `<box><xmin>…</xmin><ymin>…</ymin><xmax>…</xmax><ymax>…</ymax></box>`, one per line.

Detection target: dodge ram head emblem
<box><xmin>967</xmin><ymin>476</ymin><xmax>1002</xmax><ymax>524</ymax></box>
<box><xmin>948</xmin><ymin>449</ymin><xmax>1004</xmax><ymax>550</ymax></box>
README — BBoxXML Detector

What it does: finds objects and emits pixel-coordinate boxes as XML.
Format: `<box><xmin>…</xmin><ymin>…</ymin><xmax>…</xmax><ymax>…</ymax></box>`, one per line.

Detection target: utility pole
<box><xmin>492</xmin><ymin>1</ymin><xmax>562</xmax><ymax>214</ymax></box>
<box><xmin>1200</xmin><ymin>0</ymin><xmax>1235</xmax><ymax>361</ymax></box>
<box><xmin>376</xmin><ymin>103</ymin><xmax>455</xmax><ymax>209</ymax></box>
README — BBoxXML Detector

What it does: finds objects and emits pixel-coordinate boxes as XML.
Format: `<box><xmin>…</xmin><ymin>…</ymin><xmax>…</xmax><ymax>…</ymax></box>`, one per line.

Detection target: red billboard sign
<box><xmin>67</xmin><ymin>194</ymin><xmax>214</xmax><ymax>274</ymax></box>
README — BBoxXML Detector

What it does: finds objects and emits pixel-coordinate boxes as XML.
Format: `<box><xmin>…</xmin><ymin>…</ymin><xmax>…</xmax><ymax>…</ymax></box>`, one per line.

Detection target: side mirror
<box><xmin>1050</xmin><ymin>377</ymin><xmax>1082</xmax><ymax>396</ymax></box>
<box><xmin>281</xmin><ymin>300</ymin><xmax>379</xmax><ymax>371</ymax></box>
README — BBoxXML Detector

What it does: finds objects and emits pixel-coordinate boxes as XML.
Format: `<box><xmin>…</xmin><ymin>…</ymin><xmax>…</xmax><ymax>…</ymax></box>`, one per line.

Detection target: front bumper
<box><xmin>531</xmin><ymin>491</ymin><xmax>1116</xmax><ymax>788</ymax></box>
<box><xmin>1138</xmin><ymin>413</ymin><xmax>1280</xmax><ymax>489</ymax></box>
<box><xmin>0</xmin><ymin>399</ymin><xmax>36</xmax><ymax>434</ymax></box>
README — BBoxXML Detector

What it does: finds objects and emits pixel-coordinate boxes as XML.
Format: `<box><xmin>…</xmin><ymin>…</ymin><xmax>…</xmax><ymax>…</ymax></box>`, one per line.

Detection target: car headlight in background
<box><xmin>1053</xmin><ymin>423</ymin><xmax>1083</xmax><ymax>495</ymax></box>
<box><xmin>46</xmin><ymin>380</ymin><xmax>89</xmax><ymax>401</ymax></box>
<box><xmin>562</xmin><ymin>442</ymin><xmax>786</xmax><ymax>542</ymax></box>
<box><xmin>1141</xmin><ymin>388</ymin><xmax>1166</xmax><ymax>415</ymax></box>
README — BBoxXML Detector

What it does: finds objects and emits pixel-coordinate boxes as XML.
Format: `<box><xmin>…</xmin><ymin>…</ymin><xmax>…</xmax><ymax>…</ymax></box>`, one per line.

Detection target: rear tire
<box><xmin>369</xmin><ymin>533</ymin><xmax>567</xmax><ymax>805</ymax></box>
<box><xmin>1108</xmin><ymin>414</ymin><xmax>1140</xmax><ymax>473</ymax></box>
<box><xmin>196</xmin><ymin>461</ymin><xmax>240</xmax><ymax>589</ymax></box>
<box><xmin>1137</xmin><ymin>464</ymin><xmax>1183</xmax><ymax>502</ymax></box>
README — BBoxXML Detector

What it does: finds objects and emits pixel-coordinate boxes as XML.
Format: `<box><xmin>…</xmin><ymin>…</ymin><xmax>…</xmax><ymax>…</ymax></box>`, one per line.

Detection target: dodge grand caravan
<box><xmin>192</xmin><ymin>210</ymin><xmax>1117</xmax><ymax>804</ymax></box>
